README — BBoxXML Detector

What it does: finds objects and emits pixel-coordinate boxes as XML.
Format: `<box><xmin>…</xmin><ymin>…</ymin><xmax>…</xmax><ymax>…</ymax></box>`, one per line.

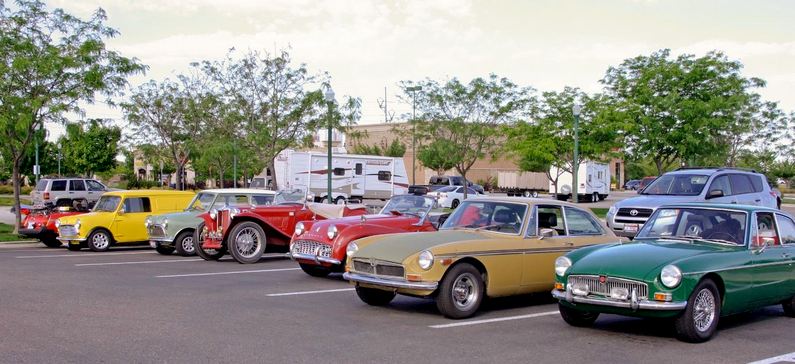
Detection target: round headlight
<box><xmin>327</xmin><ymin>224</ymin><xmax>338</xmax><ymax>240</ymax></box>
<box><xmin>54</xmin><ymin>219</ymin><xmax>61</xmax><ymax>228</ymax></box>
<box><xmin>554</xmin><ymin>256</ymin><xmax>572</xmax><ymax>276</ymax></box>
<box><xmin>418</xmin><ymin>250</ymin><xmax>434</xmax><ymax>270</ymax></box>
<box><xmin>346</xmin><ymin>241</ymin><xmax>359</xmax><ymax>257</ymax></box>
<box><xmin>660</xmin><ymin>265</ymin><xmax>682</xmax><ymax>288</ymax></box>
<box><xmin>209</xmin><ymin>209</ymin><xmax>218</xmax><ymax>220</ymax></box>
<box><xmin>294</xmin><ymin>222</ymin><xmax>305</xmax><ymax>236</ymax></box>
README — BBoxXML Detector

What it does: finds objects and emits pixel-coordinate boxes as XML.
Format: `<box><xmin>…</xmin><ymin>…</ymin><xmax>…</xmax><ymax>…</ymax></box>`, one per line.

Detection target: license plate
<box><xmin>149</xmin><ymin>241</ymin><xmax>157</xmax><ymax>248</ymax></box>
<box><xmin>624</xmin><ymin>224</ymin><xmax>639</xmax><ymax>233</ymax></box>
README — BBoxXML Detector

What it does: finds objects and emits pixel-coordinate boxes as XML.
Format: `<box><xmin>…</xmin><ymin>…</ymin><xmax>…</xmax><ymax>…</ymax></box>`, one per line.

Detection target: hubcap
<box><xmin>182</xmin><ymin>236</ymin><xmax>194</xmax><ymax>253</ymax></box>
<box><xmin>234</xmin><ymin>227</ymin><xmax>261</xmax><ymax>258</ymax></box>
<box><xmin>451</xmin><ymin>272</ymin><xmax>479</xmax><ymax>311</ymax></box>
<box><xmin>693</xmin><ymin>288</ymin><xmax>716</xmax><ymax>332</ymax></box>
<box><xmin>92</xmin><ymin>233</ymin><xmax>109</xmax><ymax>249</ymax></box>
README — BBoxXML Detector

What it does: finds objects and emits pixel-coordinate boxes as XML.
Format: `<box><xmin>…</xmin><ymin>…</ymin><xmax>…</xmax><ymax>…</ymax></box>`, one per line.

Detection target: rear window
<box><xmin>50</xmin><ymin>180</ymin><xmax>67</xmax><ymax>191</ymax></box>
<box><xmin>35</xmin><ymin>180</ymin><xmax>48</xmax><ymax>191</ymax></box>
<box><xmin>749</xmin><ymin>175</ymin><xmax>764</xmax><ymax>192</ymax></box>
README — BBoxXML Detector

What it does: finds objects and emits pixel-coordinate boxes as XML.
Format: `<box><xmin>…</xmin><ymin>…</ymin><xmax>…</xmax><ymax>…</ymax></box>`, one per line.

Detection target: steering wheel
<box><xmin>705</xmin><ymin>232</ymin><xmax>735</xmax><ymax>242</ymax></box>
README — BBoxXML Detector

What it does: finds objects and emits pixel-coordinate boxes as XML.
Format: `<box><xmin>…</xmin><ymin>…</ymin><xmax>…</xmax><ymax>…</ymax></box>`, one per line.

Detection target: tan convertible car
<box><xmin>343</xmin><ymin>197</ymin><xmax>620</xmax><ymax>318</ymax></box>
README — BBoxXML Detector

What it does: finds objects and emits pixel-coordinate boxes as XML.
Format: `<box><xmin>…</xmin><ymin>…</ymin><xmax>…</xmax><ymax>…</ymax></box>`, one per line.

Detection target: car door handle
<box><xmin>783</xmin><ymin>253</ymin><xmax>791</xmax><ymax>259</ymax></box>
<box><xmin>755</xmin><ymin>199</ymin><xmax>761</xmax><ymax>203</ymax></box>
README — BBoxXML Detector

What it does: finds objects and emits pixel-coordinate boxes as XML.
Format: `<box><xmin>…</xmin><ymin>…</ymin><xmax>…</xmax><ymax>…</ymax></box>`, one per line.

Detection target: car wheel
<box><xmin>299</xmin><ymin>263</ymin><xmax>331</xmax><ymax>277</ymax></box>
<box><xmin>228</xmin><ymin>221</ymin><xmax>266</xmax><ymax>264</ymax></box>
<box><xmin>155</xmin><ymin>245</ymin><xmax>175</xmax><ymax>255</ymax></box>
<box><xmin>87</xmin><ymin>229</ymin><xmax>112</xmax><ymax>252</ymax></box>
<box><xmin>355</xmin><ymin>286</ymin><xmax>395</xmax><ymax>306</ymax></box>
<box><xmin>41</xmin><ymin>238</ymin><xmax>62</xmax><ymax>248</ymax></box>
<box><xmin>783</xmin><ymin>296</ymin><xmax>795</xmax><ymax>317</ymax></box>
<box><xmin>334</xmin><ymin>196</ymin><xmax>346</xmax><ymax>205</ymax></box>
<box><xmin>591</xmin><ymin>192</ymin><xmax>599</xmax><ymax>203</ymax></box>
<box><xmin>67</xmin><ymin>244</ymin><xmax>82</xmax><ymax>251</ymax></box>
<box><xmin>674</xmin><ymin>279</ymin><xmax>721</xmax><ymax>343</ymax></box>
<box><xmin>174</xmin><ymin>230</ymin><xmax>196</xmax><ymax>256</ymax></box>
<box><xmin>193</xmin><ymin>223</ymin><xmax>225</xmax><ymax>261</ymax></box>
<box><xmin>523</xmin><ymin>190</ymin><xmax>532</xmax><ymax>198</ymax></box>
<box><xmin>558</xmin><ymin>303</ymin><xmax>599</xmax><ymax>327</ymax></box>
<box><xmin>436</xmin><ymin>263</ymin><xmax>484</xmax><ymax>319</ymax></box>
<box><xmin>531</xmin><ymin>190</ymin><xmax>539</xmax><ymax>198</ymax></box>
<box><xmin>451</xmin><ymin>199</ymin><xmax>460</xmax><ymax>209</ymax></box>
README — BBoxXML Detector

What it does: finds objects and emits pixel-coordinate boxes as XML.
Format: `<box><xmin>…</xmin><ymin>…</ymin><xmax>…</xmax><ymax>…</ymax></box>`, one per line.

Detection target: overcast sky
<box><xmin>47</xmin><ymin>0</ymin><xmax>795</xmax><ymax>140</ymax></box>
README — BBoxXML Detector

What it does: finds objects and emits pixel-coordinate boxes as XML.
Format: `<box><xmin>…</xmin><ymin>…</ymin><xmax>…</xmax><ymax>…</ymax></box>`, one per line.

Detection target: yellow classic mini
<box><xmin>343</xmin><ymin>197</ymin><xmax>620</xmax><ymax>318</ymax></box>
<box><xmin>56</xmin><ymin>190</ymin><xmax>195</xmax><ymax>252</ymax></box>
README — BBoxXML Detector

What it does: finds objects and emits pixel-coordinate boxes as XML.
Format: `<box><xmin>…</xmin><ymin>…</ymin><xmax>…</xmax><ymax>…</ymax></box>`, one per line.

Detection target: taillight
<box><xmin>770</xmin><ymin>191</ymin><xmax>777</xmax><ymax>198</ymax></box>
<box><xmin>44</xmin><ymin>192</ymin><xmax>50</xmax><ymax>200</ymax></box>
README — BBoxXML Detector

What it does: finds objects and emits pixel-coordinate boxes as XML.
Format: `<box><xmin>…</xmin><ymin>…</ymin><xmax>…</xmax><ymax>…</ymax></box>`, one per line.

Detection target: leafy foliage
<box><xmin>58</xmin><ymin>120</ymin><xmax>120</xmax><ymax>177</ymax></box>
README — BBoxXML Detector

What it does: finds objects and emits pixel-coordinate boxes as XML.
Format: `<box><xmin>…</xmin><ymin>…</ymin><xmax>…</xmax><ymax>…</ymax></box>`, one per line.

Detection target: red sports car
<box><xmin>288</xmin><ymin>194</ymin><xmax>446</xmax><ymax>277</ymax></box>
<box><xmin>19</xmin><ymin>204</ymin><xmax>90</xmax><ymax>248</ymax></box>
<box><xmin>195</xmin><ymin>188</ymin><xmax>367</xmax><ymax>264</ymax></box>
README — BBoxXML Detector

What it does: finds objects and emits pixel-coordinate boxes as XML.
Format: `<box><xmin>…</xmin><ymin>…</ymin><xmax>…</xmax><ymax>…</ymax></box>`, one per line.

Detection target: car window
<box><xmin>730</xmin><ymin>174</ymin><xmax>754</xmax><ymax>195</ymax></box>
<box><xmin>378</xmin><ymin>171</ymin><xmax>392</xmax><ymax>181</ymax></box>
<box><xmin>642</xmin><ymin>174</ymin><xmax>708</xmax><ymax>196</ymax></box>
<box><xmin>441</xmin><ymin>201</ymin><xmax>526</xmax><ymax>234</ymax></box>
<box><xmin>35</xmin><ymin>180</ymin><xmax>48</xmax><ymax>191</ymax></box>
<box><xmin>50</xmin><ymin>180</ymin><xmax>67</xmax><ymax>191</ymax></box>
<box><xmin>564</xmin><ymin>208</ymin><xmax>604</xmax><ymax>235</ymax></box>
<box><xmin>467</xmin><ymin>188</ymin><xmax>477</xmax><ymax>194</ymax></box>
<box><xmin>86</xmin><ymin>180</ymin><xmax>105</xmax><ymax>191</ymax></box>
<box><xmin>750</xmin><ymin>175</ymin><xmax>764</xmax><ymax>192</ymax></box>
<box><xmin>776</xmin><ymin>215</ymin><xmax>795</xmax><ymax>245</ymax></box>
<box><xmin>708</xmin><ymin>175</ymin><xmax>732</xmax><ymax>196</ymax></box>
<box><xmin>69</xmin><ymin>180</ymin><xmax>86</xmax><ymax>191</ymax></box>
<box><xmin>251</xmin><ymin>194</ymin><xmax>274</xmax><ymax>206</ymax></box>
<box><xmin>537</xmin><ymin>206</ymin><xmax>566</xmax><ymax>236</ymax></box>
<box><xmin>123</xmin><ymin>197</ymin><xmax>151</xmax><ymax>213</ymax></box>
<box><xmin>455</xmin><ymin>187</ymin><xmax>464</xmax><ymax>193</ymax></box>
<box><xmin>230</xmin><ymin>195</ymin><xmax>249</xmax><ymax>206</ymax></box>
<box><xmin>437</xmin><ymin>186</ymin><xmax>457</xmax><ymax>193</ymax></box>
<box><xmin>753</xmin><ymin>212</ymin><xmax>779</xmax><ymax>246</ymax></box>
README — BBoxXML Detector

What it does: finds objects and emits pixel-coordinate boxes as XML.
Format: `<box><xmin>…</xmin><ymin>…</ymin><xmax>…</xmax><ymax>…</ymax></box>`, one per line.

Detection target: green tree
<box><xmin>58</xmin><ymin>120</ymin><xmax>120</xmax><ymax>177</ymax></box>
<box><xmin>0</xmin><ymin>0</ymin><xmax>144</xmax><ymax>231</ymax></box>
<box><xmin>417</xmin><ymin>140</ymin><xmax>460</xmax><ymax>176</ymax></box>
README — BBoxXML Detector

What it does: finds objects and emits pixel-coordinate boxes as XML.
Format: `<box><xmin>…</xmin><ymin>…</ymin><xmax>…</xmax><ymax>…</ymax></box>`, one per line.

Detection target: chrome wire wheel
<box><xmin>233</xmin><ymin>226</ymin><xmax>261</xmax><ymax>258</ymax></box>
<box><xmin>451</xmin><ymin>272</ymin><xmax>480</xmax><ymax>311</ymax></box>
<box><xmin>91</xmin><ymin>232</ymin><xmax>109</xmax><ymax>250</ymax></box>
<box><xmin>693</xmin><ymin>288</ymin><xmax>716</xmax><ymax>332</ymax></box>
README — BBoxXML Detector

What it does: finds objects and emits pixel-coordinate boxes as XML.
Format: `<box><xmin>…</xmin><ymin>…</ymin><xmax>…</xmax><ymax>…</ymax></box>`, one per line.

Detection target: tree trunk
<box><xmin>12</xmin><ymin>161</ymin><xmax>21</xmax><ymax>234</ymax></box>
<box><xmin>654</xmin><ymin>159</ymin><xmax>664</xmax><ymax>176</ymax></box>
<box><xmin>461</xmin><ymin>171</ymin><xmax>469</xmax><ymax>200</ymax></box>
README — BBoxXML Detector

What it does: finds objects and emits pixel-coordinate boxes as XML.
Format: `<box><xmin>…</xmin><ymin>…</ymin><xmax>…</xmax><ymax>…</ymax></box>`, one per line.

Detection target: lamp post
<box><xmin>324</xmin><ymin>87</ymin><xmax>335</xmax><ymax>204</ymax></box>
<box><xmin>406</xmin><ymin>85</ymin><xmax>422</xmax><ymax>185</ymax></box>
<box><xmin>57</xmin><ymin>141</ymin><xmax>62</xmax><ymax>176</ymax></box>
<box><xmin>571</xmin><ymin>104</ymin><xmax>581</xmax><ymax>204</ymax></box>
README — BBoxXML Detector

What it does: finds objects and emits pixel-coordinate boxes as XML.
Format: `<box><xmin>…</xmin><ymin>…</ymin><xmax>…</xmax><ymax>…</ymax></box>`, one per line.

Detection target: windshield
<box><xmin>636</xmin><ymin>207</ymin><xmax>747</xmax><ymax>245</ymax></box>
<box><xmin>379</xmin><ymin>195</ymin><xmax>437</xmax><ymax>218</ymax></box>
<box><xmin>93</xmin><ymin>196</ymin><xmax>121</xmax><ymax>212</ymax></box>
<box><xmin>440</xmin><ymin>200</ymin><xmax>526</xmax><ymax>234</ymax></box>
<box><xmin>641</xmin><ymin>174</ymin><xmax>708</xmax><ymax>196</ymax></box>
<box><xmin>274</xmin><ymin>186</ymin><xmax>308</xmax><ymax>204</ymax></box>
<box><xmin>186</xmin><ymin>193</ymin><xmax>216</xmax><ymax>211</ymax></box>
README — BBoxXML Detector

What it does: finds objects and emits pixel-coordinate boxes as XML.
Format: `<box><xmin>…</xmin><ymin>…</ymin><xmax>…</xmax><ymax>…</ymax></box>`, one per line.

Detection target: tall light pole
<box><xmin>57</xmin><ymin>141</ymin><xmax>62</xmax><ymax>176</ymax></box>
<box><xmin>324</xmin><ymin>87</ymin><xmax>335</xmax><ymax>204</ymax></box>
<box><xmin>572</xmin><ymin>104</ymin><xmax>581</xmax><ymax>204</ymax></box>
<box><xmin>406</xmin><ymin>85</ymin><xmax>422</xmax><ymax>185</ymax></box>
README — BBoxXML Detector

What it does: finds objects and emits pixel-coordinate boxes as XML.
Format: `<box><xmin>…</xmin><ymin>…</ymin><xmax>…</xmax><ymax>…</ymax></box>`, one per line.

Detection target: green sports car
<box><xmin>552</xmin><ymin>203</ymin><xmax>795</xmax><ymax>342</ymax></box>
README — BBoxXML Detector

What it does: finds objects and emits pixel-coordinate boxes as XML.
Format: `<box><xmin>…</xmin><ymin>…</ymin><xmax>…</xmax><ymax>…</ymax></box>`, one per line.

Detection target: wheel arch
<box><xmin>87</xmin><ymin>226</ymin><xmax>115</xmax><ymax>244</ymax></box>
<box><xmin>442</xmin><ymin>257</ymin><xmax>488</xmax><ymax>294</ymax></box>
<box><xmin>173</xmin><ymin>227</ymin><xmax>195</xmax><ymax>243</ymax></box>
<box><xmin>698</xmin><ymin>272</ymin><xmax>725</xmax><ymax>301</ymax></box>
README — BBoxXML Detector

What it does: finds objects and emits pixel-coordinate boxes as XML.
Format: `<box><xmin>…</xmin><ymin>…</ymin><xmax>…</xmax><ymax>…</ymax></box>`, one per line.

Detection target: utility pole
<box><xmin>572</xmin><ymin>104</ymin><xmax>581</xmax><ymax>204</ymax></box>
<box><xmin>377</xmin><ymin>86</ymin><xmax>395</xmax><ymax>123</ymax></box>
<box><xmin>406</xmin><ymin>85</ymin><xmax>422</xmax><ymax>185</ymax></box>
<box><xmin>324</xmin><ymin>87</ymin><xmax>335</xmax><ymax>204</ymax></box>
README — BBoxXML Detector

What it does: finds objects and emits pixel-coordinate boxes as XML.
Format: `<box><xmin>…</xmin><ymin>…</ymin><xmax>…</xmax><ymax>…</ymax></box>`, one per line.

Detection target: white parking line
<box><xmin>75</xmin><ymin>259</ymin><xmax>203</xmax><ymax>266</ymax></box>
<box><xmin>266</xmin><ymin>288</ymin><xmax>355</xmax><ymax>297</ymax></box>
<box><xmin>156</xmin><ymin>267</ymin><xmax>300</xmax><ymax>278</ymax></box>
<box><xmin>16</xmin><ymin>251</ymin><xmax>155</xmax><ymax>259</ymax></box>
<box><xmin>429</xmin><ymin>310</ymin><xmax>559</xmax><ymax>329</ymax></box>
<box><xmin>748</xmin><ymin>351</ymin><xmax>795</xmax><ymax>364</ymax></box>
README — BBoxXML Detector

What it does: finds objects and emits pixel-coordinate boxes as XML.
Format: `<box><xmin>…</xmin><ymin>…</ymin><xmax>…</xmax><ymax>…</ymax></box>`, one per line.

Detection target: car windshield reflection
<box><xmin>440</xmin><ymin>200</ymin><xmax>526</xmax><ymax>234</ymax></box>
<box><xmin>186</xmin><ymin>192</ymin><xmax>216</xmax><ymax>211</ymax></box>
<box><xmin>93</xmin><ymin>196</ymin><xmax>120</xmax><ymax>212</ymax></box>
<box><xmin>636</xmin><ymin>207</ymin><xmax>747</xmax><ymax>245</ymax></box>
<box><xmin>274</xmin><ymin>187</ymin><xmax>308</xmax><ymax>205</ymax></box>
<box><xmin>379</xmin><ymin>195</ymin><xmax>437</xmax><ymax>218</ymax></box>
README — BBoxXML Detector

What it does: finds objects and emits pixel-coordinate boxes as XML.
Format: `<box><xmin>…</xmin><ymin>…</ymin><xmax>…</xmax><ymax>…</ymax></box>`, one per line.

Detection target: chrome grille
<box><xmin>147</xmin><ymin>225</ymin><xmax>166</xmax><ymax>238</ymax></box>
<box><xmin>59</xmin><ymin>225</ymin><xmax>77</xmax><ymax>236</ymax></box>
<box><xmin>353</xmin><ymin>260</ymin><xmax>375</xmax><ymax>274</ymax></box>
<box><xmin>292</xmin><ymin>240</ymin><xmax>332</xmax><ymax>258</ymax></box>
<box><xmin>568</xmin><ymin>275</ymin><xmax>648</xmax><ymax>299</ymax></box>
<box><xmin>352</xmin><ymin>259</ymin><xmax>405</xmax><ymax>278</ymax></box>
<box><xmin>616</xmin><ymin>208</ymin><xmax>653</xmax><ymax>218</ymax></box>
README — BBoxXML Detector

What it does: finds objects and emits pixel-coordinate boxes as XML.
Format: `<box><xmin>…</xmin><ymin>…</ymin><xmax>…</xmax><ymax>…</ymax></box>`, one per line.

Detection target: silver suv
<box><xmin>606</xmin><ymin>168</ymin><xmax>779</xmax><ymax>237</ymax></box>
<box><xmin>31</xmin><ymin>178</ymin><xmax>110</xmax><ymax>208</ymax></box>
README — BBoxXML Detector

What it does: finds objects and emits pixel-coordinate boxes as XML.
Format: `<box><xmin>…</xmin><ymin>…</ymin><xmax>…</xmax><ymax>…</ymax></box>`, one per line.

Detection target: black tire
<box><xmin>87</xmin><ymin>229</ymin><xmax>112</xmax><ymax>252</ymax></box>
<box><xmin>451</xmin><ymin>199</ymin><xmax>460</xmax><ymax>209</ymax></box>
<box><xmin>299</xmin><ymin>263</ymin><xmax>331</xmax><ymax>277</ymax></box>
<box><xmin>558</xmin><ymin>303</ymin><xmax>600</xmax><ymax>327</ymax></box>
<box><xmin>777</xmin><ymin>198</ymin><xmax>782</xmax><ymax>210</ymax></box>
<box><xmin>334</xmin><ymin>196</ymin><xmax>346</xmax><ymax>205</ymax></box>
<box><xmin>67</xmin><ymin>244</ymin><xmax>82</xmax><ymax>251</ymax></box>
<box><xmin>193</xmin><ymin>223</ymin><xmax>225</xmax><ymax>261</ymax></box>
<box><xmin>227</xmin><ymin>221</ymin><xmax>266</xmax><ymax>264</ymax></box>
<box><xmin>41</xmin><ymin>238</ymin><xmax>62</xmax><ymax>248</ymax></box>
<box><xmin>531</xmin><ymin>190</ymin><xmax>539</xmax><ymax>198</ymax></box>
<box><xmin>155</xmin><ymin>244</ymin><xmax>175</xmax><ymax>255</ymax></box>
<box><xmin>174</xmin><ymin>230</ymin><xmax>196</xmax><ymax>256</ymax></box>
<box><xmin>591</xmin><ymin>192</ymin><xmax>599</xmax><ymax>203</ymax></box>
<box><xmin>435</xmin><ymin>263</ymin><xmax>485</xmax><ymax>319</ymax></box>
<box><xmin>523</xmin><ymin>190</ymin><xmax>532</xmax><ymax>198</ymax></box>
<box><xmin>783</xmin><ymin>296</ymin><xmax>795</xmax><ymax>317</ymax></box>
<box><xmin>674</xmin><ymin>279</ymin><xmax>721</xmax><ymax>343</ymax></box>
<box><xmin>355</xmin><ymin>286</ymin><xmax>395</xmax><ymax>306</ymax></box>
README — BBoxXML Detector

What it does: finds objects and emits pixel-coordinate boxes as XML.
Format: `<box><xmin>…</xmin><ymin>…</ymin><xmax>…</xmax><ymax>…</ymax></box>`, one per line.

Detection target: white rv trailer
<box><xmin>549</xmin><ymin>161</ymin><xmax>610</xmax><ymax>202</ymax></box>
<box><xmin>273</xmin><ymin>150</ymin><xmax>408</xmax><ymax>203</ymax></box>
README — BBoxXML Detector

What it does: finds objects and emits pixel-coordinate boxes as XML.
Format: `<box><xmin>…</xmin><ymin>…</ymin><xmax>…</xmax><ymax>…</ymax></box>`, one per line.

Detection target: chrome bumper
<box><xmin>288</xmin><ymin>252</ymin><xmax>342</xmax><ymax>265</ymax></box>
<box><xmin>552</xmin><ymin>289</ymin><xmax>687</xmax><ymax>311</ymax></box>
<box><xmin>57</xmin><ymin>236</ymin><xmax>86</xmax><ymax>242</ymax></box>
<box><xmin>343</xmin><ymin>272</ymin><xmax>438</xmax><ymax>291</ymax></box>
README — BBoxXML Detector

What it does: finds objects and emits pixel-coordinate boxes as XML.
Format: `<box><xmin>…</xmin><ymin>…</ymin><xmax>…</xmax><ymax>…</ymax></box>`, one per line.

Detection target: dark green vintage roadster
<box><xmin>552</xmin><ymin>203</ymin><xmax>795</xmax><ymax>342</ymax></box>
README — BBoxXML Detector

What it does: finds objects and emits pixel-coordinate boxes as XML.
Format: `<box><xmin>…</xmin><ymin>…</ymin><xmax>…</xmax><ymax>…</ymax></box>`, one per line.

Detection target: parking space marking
<box><xmin>156</xmin><ymin>267</ymin><xmax>300</xmax><ymax>278</ymax></box>
<box><xmin>75</xmin><ymin>259</ymin><xmax>203</xmax><ymax>266</ymax></box>
<box><xmin>266</xmin><ymin>288</ymin><xmax>355</xmax><ymax>297</ymax></box>
<box><xmin>16</xmin><ymin>251</ymin><xmax>155</xmax><ymax>259</ymax></box>
<box><xmin>748</xmin><ymin>351</ymin><xmax>795</xmax><ymax>364</ymax></box>
<box><xmin>428</xmin><ymin>310</ymin><xmax>558</xmax><ymax>329</ymax></box>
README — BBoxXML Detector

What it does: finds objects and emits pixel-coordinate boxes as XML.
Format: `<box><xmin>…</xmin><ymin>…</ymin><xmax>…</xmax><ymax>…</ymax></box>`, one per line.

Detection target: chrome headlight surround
<box><xmin>209</xmin><ymin>208</ymin><xmax>218</xmax><ymax>220</ymax></box>
<box><xmin>418</xmin><ymin>250</ymin><xmax>434</xmax><ymax>270</ymax></box>
<box><xmin>294</xmin><ymin>222</ymin><xmax>305</xmax><ymax>236</ymax></box>
<box><xmin>607</xmin><ymin>205</ymin><xmax>617</xmax><ymax>216</ymax></box>
<box><xmin>327</xmin><ymin>224</ymin><xmax>338</xmax><ymax>240</ymax></box>
<box><xmin>144</xmin><ymin>217</ymin><xmax>152</xmax><ymax>228</ymax></box>
<box><xmin>74</xmin><ymin>219</ymin><xmax>81</xmax><ymax>231</ymax></box>
<box><xmin>228</xmin><ymin>207</ymin><xmax>241</xmax><ymax>219</ymax></box>
<box><xmin>660</xmin><ymin>264</ymin><xmax>682</xmax><ymax>288</ymax></box>
<box><xmin>554</xmin><ymin>256</ymin><xmax>572</xmax><ymax>276</ymax></box>
<box><xmin>162</xmin><ymin>218</ymin><xmax>168</xmax><ymax>229</ymax></box>
<box><xmin>346</xmin><ymin>241</ymin><xmax>358</xmax><ymax>257</ymax></box>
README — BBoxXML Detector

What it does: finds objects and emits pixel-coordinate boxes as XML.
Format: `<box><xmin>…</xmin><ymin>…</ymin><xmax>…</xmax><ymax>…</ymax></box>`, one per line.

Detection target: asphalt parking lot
<box><xmin>0</xmin><ymin>243</ymin><xmax>792</xmax><ymax>363</ymax></box>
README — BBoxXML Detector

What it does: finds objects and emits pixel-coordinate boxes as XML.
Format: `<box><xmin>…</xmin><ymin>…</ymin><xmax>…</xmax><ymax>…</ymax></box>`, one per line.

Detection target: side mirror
<box><xmin>538</xmin><ymin>228</ymin><xmax>556</xmax><ymax>239</ymax></box>
<box><xmin>753</xmin><ymin>239</ymin><xmax>771</xmax><ymax>255</ymax></box>
<box><xmin>117</xmin><ymin>209</ymin><xmax>125</xmax><ymax>215</ymax></box>
<box><xmin>706</xmin><ymin>189</ymin><xmax>724</xmax><ymax>199</ymax></box>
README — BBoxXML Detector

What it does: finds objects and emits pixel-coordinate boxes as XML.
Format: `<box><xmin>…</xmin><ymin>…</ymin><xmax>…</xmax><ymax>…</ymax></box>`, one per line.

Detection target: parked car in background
<box><xmin>195</xmin><ymin>187</ymin><xmax>367</xmax><ymax>264</ymax></box>
<box><xmin>638</xmin><ymin>176</ymin><xmax>657</xmax><ymax>192</ymax></box>
<box><xmin>56</xmin><ymin>190</ymin><xmax>195</xmax><ymax>251</ymax></box>
<box><xmin>408</xmin><ymin>175</ymin><xmax>485</xmax><ymax>195</ymax></box>
<box><xmin>623</xmin><ymin>179</ymin><xmax>641</xmax><ymax>190</ymax></box>
<box><xmin>147</xmin><ymin>189</ymin><xmax>276</xmax><ymax>256</ymax></box>
<box><xmin>344</xmin><ymin>197</ymin><xmax>618</xmax><ymax>319</ymax></box>
<box><xmin>426</xmin><ymin>186</ymin><xmax>484</xmax><ymax>208</ymax></box>
<box><xmin>288</xmin><ymin>194</ymin><xmax>446</xmax><ymax>277</ymax></box>
<box><xmin>606</xmin><ymin>168</ymin><xmax>779</xmax><ymax>238</ymax></box>
<box><xmin>18</xmin><ymin>200</ymin><xmax>91</xmax><ymax>248</ymax></box>
<box><xmin>554</xmin><ymin>203</ymin><xmax>795</xmax><ymax>342</ymax></box>
<box><xmin>31</xmin><ymin>177</ymin><xmax>112</xmax><ymax>208</ymax></box>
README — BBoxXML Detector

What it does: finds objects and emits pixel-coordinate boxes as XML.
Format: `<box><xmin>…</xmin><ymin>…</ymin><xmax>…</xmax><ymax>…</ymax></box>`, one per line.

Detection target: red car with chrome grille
<box><xmin>19</xmin><ymin>202</ymin><xmax>91</xmax><ymax>248</ymax></box>
<box><xmin>288</xmin><ymin>194</ymin><xmax>446</xmax><ymax>277</ymax></box>
<box><xmin>195</xmin><ymin>187</ymin><xmax>367</xmax><ymax>264</ymax></box>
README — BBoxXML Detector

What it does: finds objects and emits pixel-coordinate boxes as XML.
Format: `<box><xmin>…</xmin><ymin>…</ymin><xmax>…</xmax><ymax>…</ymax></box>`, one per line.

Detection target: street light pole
<box><xmin>572</xmin><ymin>104</ymin><xmax>581</xmax><ymax>204</ymax></box>
<box><xmin>57</xmin><ymin>142</ymin><xmax>62</xmax><ymax>176</ymax></box>
<box><xmin>407</xmin><ymin>85</ymin><xmax>422</xmax><ymax>185</ymax></box>
<box><xmin>324</xmin><ymin>87</ymin><xmax>335</xmax><ymax>204</ymax></box>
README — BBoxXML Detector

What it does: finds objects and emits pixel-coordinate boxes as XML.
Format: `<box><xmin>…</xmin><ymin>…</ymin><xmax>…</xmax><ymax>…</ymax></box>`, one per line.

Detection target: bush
<box><xmin>0</xmin><ymin>185</ymin><xmax>33</xmax><ymax>195</ymax></box>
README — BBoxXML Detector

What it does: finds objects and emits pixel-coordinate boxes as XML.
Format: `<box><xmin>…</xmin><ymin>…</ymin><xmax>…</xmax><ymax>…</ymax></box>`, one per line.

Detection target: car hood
<box><xmin>354</xmin><ymin>230</ymin><xmax>486</xmax><ymax>264</ymax></box>
<box><xmin>568</xmin><ymin>240</ymin><xmax>728</xmax><ymax>280</ymax></box>
<box><xmin>57</xmin><ymin>211</ymin><xmax>112</xmax><ymax>225</ymax></box>
<box><xmin>614</xmin><ymin>195</ymin><xmax>702</xmax><ymax>209</ymax></box>
<box><xmin>149</xmin><ymin>210</ymin><xmax>200</xmax><ymax>224</ymax></box>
